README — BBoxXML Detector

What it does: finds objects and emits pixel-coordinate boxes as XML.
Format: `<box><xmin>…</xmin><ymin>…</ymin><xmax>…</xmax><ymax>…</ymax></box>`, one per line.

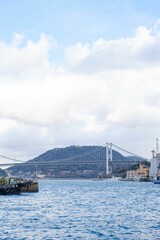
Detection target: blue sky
<box><xmin>1</xmin><ymin>0</ymin><xmax>160</xmax><ymax>45</ymax></box>
<box><xmin>0</xmin><ymin>0</ymin><xmax>160</xmax><ymax>161</ymax></box>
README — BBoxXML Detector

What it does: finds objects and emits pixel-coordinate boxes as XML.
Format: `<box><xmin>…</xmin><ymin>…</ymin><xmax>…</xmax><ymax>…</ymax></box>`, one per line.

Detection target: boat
<box><xmin>0</xmin><ymin>177</ymin><xmax>38</xmax><ymax>195</ymax></box>
<box><xmin>153</xmin><ymin>179</ymin><xmax>160</xmax><ymax>184</ymax></box>
<box><xmin>153</xmin><ymin>174</ymin><xmax>160</xmax><ymax>184</ymax></box>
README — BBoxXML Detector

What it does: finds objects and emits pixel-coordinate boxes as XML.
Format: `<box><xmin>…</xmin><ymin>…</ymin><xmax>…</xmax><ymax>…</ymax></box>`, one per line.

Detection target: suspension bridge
<box><xmin>0</xmin><ymin>143</ymin><xmax>149</xmax><ymax>175</ymax></box>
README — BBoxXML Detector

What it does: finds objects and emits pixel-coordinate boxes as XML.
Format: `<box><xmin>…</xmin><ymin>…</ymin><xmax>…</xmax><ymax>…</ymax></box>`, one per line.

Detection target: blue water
<box><xmin>0</xmin><ymin>180</ymin><xmax>160</xmax><ymax>240</ymax></box>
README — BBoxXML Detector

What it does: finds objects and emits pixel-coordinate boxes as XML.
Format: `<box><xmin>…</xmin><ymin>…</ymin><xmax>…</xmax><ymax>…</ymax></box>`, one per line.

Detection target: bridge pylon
<box><xmin>106</xmin><ymin>143</ymin><xmax>113</xmax><ymax>175</ymax></box>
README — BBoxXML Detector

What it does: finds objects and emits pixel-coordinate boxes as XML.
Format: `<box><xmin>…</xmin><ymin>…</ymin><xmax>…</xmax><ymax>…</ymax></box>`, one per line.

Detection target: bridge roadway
<box><xmin>0</xmin><ymin>159</ymin><xmax>140</xmax><ymax>167</ymax></box>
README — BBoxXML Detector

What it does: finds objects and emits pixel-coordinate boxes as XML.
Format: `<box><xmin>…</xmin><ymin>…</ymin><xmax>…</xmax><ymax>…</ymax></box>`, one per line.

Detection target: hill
<box><xmin>7</xmin><ymin>145</ymin><xmax>144</xmax><ymax>178</ymax></box>
<box><xmin>0</xmin><ymin>168</ymin><xmax>7</xmax><ymax>177</ymax></box>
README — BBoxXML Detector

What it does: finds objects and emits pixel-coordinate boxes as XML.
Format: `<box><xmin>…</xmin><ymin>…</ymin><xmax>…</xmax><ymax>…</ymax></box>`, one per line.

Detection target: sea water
<box><xmin>0</xmin><ymin>180</ymin><xmax>160</xmax><ymax>240</ymax></box>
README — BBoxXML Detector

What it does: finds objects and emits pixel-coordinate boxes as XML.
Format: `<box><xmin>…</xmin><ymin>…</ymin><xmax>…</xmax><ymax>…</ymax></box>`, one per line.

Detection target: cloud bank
<box><xmin>1</xmin><ymin>23</ymin><xmax>160</xmax><ymax>160</ymax></box>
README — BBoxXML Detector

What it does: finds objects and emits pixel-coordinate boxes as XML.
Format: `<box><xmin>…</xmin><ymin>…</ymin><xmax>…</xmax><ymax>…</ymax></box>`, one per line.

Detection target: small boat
<box><xmin>153</xmin><ymin>179</ymin><xmax>160</xmax><ymax>184</ymax></box>
<box><xmin>0</xmin><ymin>177</ymin><xmax>37</xmax><ymax>195</ymax></box>
<box><xmin>153</xmin><ymin>174</ymin><xmax>160</xmax><ymax>184</ymax></box>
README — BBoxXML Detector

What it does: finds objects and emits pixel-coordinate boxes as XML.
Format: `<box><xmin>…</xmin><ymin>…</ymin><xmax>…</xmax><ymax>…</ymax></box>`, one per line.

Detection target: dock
<box><xmin>20</xmin><ymin>180</ymin><xmax>39</xmax><ymax>193</ymax></box>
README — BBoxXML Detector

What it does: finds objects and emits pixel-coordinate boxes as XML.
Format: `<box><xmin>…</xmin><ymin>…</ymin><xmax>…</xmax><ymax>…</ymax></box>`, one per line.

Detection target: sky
<box><xmin>0</xmin><ymin>0</ymin><xmax>160</xmax><ymax>162</ymax></box>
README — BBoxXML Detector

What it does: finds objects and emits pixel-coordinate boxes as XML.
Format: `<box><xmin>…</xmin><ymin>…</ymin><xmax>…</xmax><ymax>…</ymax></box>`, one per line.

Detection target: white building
<box><xmin>149</xmin><ymin>153</ymin><xmax>160</xmax><ymax>179</ymax></box>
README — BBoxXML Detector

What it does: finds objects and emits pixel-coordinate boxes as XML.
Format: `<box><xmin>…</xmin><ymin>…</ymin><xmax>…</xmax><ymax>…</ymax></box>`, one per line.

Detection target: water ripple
<box><xmin>0</xmin><ymin>180</ymin><xmax>160</xmax><ymax>239</ymax></box>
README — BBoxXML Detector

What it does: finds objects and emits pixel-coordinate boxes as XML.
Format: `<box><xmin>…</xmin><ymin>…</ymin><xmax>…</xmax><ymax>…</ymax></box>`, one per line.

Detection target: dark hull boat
<box><xmin>0</xmin><ymin>183</ymin><xmax>22</xmax><ymax>195</ymax></box>
<box><xmin>0</xmin><ymin>177</ymin><xmax>38</xmax><ymax>195</ymax></box>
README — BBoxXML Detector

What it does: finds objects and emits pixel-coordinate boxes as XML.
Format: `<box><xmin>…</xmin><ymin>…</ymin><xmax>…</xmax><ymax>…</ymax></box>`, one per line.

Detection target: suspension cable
<box><xmin>112</xmin><ymin>143</ymin><xmax>149</xmax><ymax>161</ymax></box>
<box><xmin>0</xmin><ymin>143</ymin><xmax>149</xmax><ymax>166</ymax></box>
<box><xmin>0</xmin><ymin>154</ymin><xmax>25</xmax><ymax>163</ymax></box>
<box><xmin>0</xmin><ymin>145</ymin><xmax>105</xmax><ymax>164</ymax></box>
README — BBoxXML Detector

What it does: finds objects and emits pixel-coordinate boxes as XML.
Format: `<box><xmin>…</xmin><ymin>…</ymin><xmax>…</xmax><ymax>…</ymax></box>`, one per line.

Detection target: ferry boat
<box><xmin>0</xmin><ymin>177</ymin><xmax>38</xmax><ymax>195</ymax></box>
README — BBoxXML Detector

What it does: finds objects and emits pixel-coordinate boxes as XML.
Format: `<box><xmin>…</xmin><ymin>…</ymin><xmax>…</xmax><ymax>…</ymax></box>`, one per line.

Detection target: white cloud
<box><xmin>0</xmin><ymin>33</ymin><xmax>58</xmax><ymax>79</ymax></box>
<box><xmin>1</xmin><ymin>23</ymin><xmax>160</xmax><ymax>160</ymax></box>
<box><xmin>65</xmin><ymin>23</ymin><xmax>160</xmax><ymax>72</ymax></box>
<box><xmin>11</xmin><ymin>32</ymin><xmax>25</xmax><ymax>47</ymax></box>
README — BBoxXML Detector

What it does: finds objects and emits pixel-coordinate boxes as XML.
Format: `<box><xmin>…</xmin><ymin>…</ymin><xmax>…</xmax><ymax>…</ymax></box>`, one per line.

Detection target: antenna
<box><xmin>156</xmin><ymin>138</ymin><xmax>159</xmax><ymax>154</ymax></box>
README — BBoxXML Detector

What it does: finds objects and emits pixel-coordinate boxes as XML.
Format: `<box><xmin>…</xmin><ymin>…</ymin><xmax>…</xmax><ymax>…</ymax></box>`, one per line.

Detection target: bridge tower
<box><xmin>106</xmin><ymin>143</ymin><xmax>113</xmax><ymax>175</ymax></box>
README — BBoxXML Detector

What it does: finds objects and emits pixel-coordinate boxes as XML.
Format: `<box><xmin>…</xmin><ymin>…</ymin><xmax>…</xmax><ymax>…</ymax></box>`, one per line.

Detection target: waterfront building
<box><xmin>127</xmin><ymin>164</ymin><xmax>149</xmax><ymax>181</ymax></box>
<box><xmin>126</xmin><ymin>170</ymin><xmax>137</xmax><ymax>180</ymax></box>
<box><xmin>149</xmin><ymin>153</ymin><xmax>160</xmax><ymax>180</ymax></box>
<box><xmin>137</xmin><ymin>164</ymin><xmax>149</xmax><ymax>177</ymax></box>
